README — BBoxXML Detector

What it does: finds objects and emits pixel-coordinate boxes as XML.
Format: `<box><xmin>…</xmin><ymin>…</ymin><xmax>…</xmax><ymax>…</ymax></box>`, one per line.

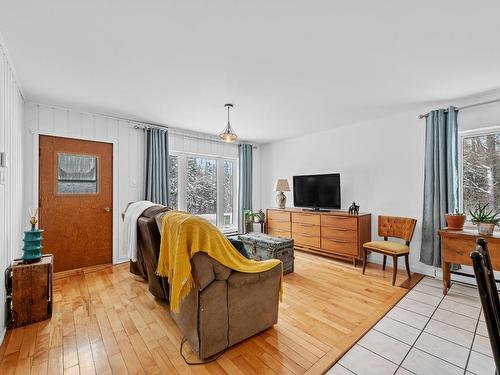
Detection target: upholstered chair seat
<box><xmin>362</xmin><ymin>215</ymin><xmax>417</xmax><ymax>286</ymax></box>
<box><xmin>363</xmin><ymin>241</ymin><xmax>409</xmax><ymax>254</ymax></box>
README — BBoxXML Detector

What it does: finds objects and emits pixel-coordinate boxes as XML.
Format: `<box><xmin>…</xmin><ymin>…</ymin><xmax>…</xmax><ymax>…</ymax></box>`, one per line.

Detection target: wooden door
<box><xmin>39</xmin><ymin>136</ymin><xmax>113</xmax><ymax>272</ymax></box>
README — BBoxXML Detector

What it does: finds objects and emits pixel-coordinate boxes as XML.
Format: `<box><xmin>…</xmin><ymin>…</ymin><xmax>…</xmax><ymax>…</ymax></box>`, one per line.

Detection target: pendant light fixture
<box><xmin>219</xmin><ymin>103</ymin><xmax>238</xmax><ymax>142</ymax></box>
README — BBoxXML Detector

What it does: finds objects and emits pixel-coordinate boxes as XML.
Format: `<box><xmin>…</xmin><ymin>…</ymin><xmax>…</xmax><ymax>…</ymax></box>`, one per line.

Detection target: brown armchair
<box><xmin>171</xmin><ymin>253</ymin><xmax>281</xmax><ymax>359</ymax></box>
<box><xmin>127</xmin><ymin>204</ymin><xmax>282</xmax><ymax>359</ymax></box>
<box><xmin>362</xmin><ymin>216</ymin><xmax>417</xmax><ymax>285</ymax></box>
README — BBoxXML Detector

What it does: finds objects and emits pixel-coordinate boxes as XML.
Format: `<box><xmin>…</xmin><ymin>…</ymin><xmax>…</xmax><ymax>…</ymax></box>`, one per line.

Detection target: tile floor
<box><xmin>327</xmin><ymin>276</ymin><xmax>496</xmax><ymax>375</ymax></box>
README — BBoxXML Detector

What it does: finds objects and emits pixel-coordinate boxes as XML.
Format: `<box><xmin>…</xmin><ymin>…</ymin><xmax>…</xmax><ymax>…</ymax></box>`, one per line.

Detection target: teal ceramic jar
<box><xmin>22</xmin><ymin>228</ymin><xmax>44</xmax><ymax>263</ymax></box>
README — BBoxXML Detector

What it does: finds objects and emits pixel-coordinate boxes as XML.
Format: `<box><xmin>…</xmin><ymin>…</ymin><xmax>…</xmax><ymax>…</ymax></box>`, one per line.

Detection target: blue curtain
<box><xmin>420</xmin><ymin>107</ymin><xmax>458</xmax><ymax>266</ymax></box>
<box><xmin>238</xmin><ymin>144</ymin><xmax>253</xmax><ymax>233</ymax></box>
<box><xmin>144</xmin><ymin>128</ymin><xmax>169</xmax><ymax>206</ymax></box>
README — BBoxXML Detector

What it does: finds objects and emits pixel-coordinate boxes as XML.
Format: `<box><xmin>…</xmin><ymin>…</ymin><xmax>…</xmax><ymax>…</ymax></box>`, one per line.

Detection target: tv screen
<box><xmin>293</xmin><ymin>173</ymin><xmax>341</xmax><ymax>209</ymax></box>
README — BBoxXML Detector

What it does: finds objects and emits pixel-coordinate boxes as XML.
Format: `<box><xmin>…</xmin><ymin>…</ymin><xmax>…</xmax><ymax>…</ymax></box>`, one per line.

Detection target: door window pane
<box><xmin>57</xmin><ymin>153</ymin><xmax>98</xmax><ymax>194</ymax></box>
<box><xmin>169</xmin><ymin>155</ymin><xmax>178</xmax><ymax>210</ymax></box>
<box><xmin>186</xmin><ymin>157</ymin><xmax>217</xmax><ymax>225</ymax></box>
<box><xmin>223</xmin><ymin>160</ymin><xmax>234</xmax><ymax>226</ymax></box>
<box><xmin>463</xmin><ymin>132</ymin><xmax>500</xmax><ymax>218</ymax></box>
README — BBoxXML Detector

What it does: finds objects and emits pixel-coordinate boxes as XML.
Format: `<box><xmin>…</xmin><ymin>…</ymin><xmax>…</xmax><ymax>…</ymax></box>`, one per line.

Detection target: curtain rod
<box><xmin>418</xmin><ymin>98</ymin><xmax>500</xmax><ymax>119</ymax></box>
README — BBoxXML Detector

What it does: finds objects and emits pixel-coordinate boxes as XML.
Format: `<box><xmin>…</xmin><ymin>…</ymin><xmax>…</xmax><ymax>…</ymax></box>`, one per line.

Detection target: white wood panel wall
<box><xmin>0</xmin><ymin>43</ymin><xmax>24</xmax><ymax>343</ymax></box>
<box><xmin>169</xmin><ymin>129</ymin><xmax>239</xmax><ymax>158</ymax></box>
<box><xmin>23</xmin><ymin>102</ymin><xmax>145</xmax><ymax>263</ymax></box>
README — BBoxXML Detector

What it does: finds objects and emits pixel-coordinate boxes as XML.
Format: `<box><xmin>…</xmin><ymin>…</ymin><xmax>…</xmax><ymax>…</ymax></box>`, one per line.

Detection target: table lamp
<box><xmin>274</xmin><ymin>179</ymin><xmax>290</xmax><ymax>209</ymax></box>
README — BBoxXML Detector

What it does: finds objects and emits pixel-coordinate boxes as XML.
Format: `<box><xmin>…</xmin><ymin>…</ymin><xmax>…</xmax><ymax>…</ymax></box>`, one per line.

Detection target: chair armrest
<box><xmin>191</xmin><ymin>253</ymin><xmax>232</xmax><ymax>291</ymax></box>
<box><xmin>228</xmin><ymin>262</ymin><xmax>282</xmax><ymax>288</ymax></box>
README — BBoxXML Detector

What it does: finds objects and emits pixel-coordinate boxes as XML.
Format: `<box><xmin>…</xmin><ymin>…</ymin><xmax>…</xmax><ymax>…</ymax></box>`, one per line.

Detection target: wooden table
<box><xmin>439</xmin><ymin>228</ymin><xmax>500</xmax><ymax>295</ymax></box>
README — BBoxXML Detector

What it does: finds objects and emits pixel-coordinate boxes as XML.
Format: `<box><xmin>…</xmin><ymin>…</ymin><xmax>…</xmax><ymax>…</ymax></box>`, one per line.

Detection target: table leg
<box><xmin>442</xmin><ymin>261</ymin><xmax>451</xmax><ymax>295</ymax></box>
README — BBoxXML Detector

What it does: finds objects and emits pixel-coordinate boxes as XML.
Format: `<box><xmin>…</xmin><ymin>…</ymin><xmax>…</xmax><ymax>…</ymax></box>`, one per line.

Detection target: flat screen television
<box><xmin>293</xmin><ymin>173</ymin><xmax>341</xmax><ymax>210</ymax></box>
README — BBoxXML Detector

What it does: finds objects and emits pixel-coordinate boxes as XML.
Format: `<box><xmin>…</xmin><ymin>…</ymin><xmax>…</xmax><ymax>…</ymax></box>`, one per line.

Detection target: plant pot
<box><xmin>445</xmin><ymin>214</ymin><xmax>466</xmax><ymax>230</ymax></box>
<box><xmin>477</xmin><ymin>222</ymin><xmax>496</xmax><ymax>236</ymax></box>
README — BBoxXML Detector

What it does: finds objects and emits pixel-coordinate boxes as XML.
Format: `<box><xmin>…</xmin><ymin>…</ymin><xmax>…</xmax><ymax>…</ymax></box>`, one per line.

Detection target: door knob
<box><xmin>104</xmin><ymin>207</ymin><xmax>111</xmax><ymax>212</ymax></box>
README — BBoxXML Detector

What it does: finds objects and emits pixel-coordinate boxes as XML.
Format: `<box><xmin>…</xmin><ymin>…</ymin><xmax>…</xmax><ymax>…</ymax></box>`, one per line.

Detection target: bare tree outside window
<box><xmin>223</xmin><ymin>160</ymin><xmax>234</xmax><ymax>226</ymax></box>
<box><xmin>168</xmin><ymin>155</ymin><xmax>178</xmax><ymax>210</ymax></box>
<box><xmin>186</xmin><ymin>157</ymin><xmax>217</xmax><ymax>225</ymax></box>
<box><xmin>463</xmin><ymin>132</ymin><xmax>500</xmax><ymax>219</ymax></box>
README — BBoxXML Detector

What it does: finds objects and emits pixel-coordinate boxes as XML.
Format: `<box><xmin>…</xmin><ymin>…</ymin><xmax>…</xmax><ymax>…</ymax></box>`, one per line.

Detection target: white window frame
<box><xmin>169</xmin><ymin>150</ymin><xmax>238</xmax><ymax>233</ymax></box>
<box><xmin>459</xmin><ymin>125</ymin><xmax>500</xmax><ymax>225</ymax></box>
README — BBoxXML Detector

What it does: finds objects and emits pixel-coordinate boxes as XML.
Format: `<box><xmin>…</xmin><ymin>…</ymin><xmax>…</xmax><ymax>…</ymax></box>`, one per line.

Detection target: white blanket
<box><xmin>124</xmin><ymin>200</ymin><xmax>156</xmax><ymax>262</ymax></box>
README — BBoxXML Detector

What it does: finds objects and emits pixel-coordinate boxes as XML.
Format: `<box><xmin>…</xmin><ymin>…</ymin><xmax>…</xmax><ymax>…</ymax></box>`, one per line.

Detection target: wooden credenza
<box><xmin>266</xmin><ymin>208</ymin><xmax>371</xmax><ymax>265</ymax></box>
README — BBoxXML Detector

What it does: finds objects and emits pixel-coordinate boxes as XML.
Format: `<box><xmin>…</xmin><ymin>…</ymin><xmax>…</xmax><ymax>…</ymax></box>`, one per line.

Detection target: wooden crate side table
<box><xmin>6</xmin><ymin>254</ymin><xmax>53</xmax><ymax>328</ymax></box>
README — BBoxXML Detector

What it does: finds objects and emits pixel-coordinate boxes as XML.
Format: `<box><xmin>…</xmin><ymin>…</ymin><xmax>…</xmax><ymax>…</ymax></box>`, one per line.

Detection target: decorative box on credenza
<box><xmin>266</xmin><ymin>208</ymin><xmax>371</xmax><ymax>266</ymax></box>
<box><xmin>5</xmin><ymin>254</ymin><xmax>53</xmax><ymax>328</ymax></box>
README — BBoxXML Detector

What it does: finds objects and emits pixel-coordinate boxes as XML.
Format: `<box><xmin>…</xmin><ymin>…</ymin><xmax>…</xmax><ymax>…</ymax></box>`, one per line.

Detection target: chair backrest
<box><xmin>378</xmin><ymin>216</ymin><xmax>417</xmax><ymax>243</ymax></box>
<box><xmin>471</xmin><ymin>238</ymin><xmax>500</xmax><ymax>372</ymax></box>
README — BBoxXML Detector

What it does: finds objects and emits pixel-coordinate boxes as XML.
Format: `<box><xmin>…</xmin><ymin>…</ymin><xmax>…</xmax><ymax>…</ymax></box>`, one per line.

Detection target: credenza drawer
<box><xmin>321</xmin><ymin>215</ymin><xmax>357</xmax><ymax>230</ymax></box>
<box><xmin>321</xmin><ymin>238</ymin><xmax>358</xmax><ymax>256</ymax></box>
<box><xmin>292</xmin><ymin>233</ymin><xmax>320</xmax><ymax>248</ymax></box>
<box><xmin>322</xmin><ymin>227</ymin><xmax>357</xmax><ymax>242</ymax></box>
<box><xmin>268</xmin><ymin>228</ymin><xmax>291</xmax><ymax>239</ymax></box>
<box><xmin>292</xmin><ymin>212</ymin><xmax>320</xmax><ymax>226</ymax></box>
<box><xmin>292</xmin><ymin>222</ymin><xmax>320</xmax><ymax>237</ymax></box>
<box><xmin>268</xmin><ymin>220</ymin><xmax>291</xmax><ymax>231</ymax></box>
<box><xmin>268</xmin><ymin>210</ymin><xmax>291</xmax><ymax>222</ymax></box>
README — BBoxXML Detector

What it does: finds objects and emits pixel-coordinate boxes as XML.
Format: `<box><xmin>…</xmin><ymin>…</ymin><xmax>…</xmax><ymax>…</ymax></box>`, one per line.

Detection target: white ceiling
<box><xmin>1</xmin><ymin>0</ymin><xmax>500</xmax><ymax>143</ymax></box>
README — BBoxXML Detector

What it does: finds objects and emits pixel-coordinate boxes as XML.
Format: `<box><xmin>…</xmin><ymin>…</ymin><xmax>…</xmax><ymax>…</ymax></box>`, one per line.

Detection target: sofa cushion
<box><xmin>228</xmin><ymin>238</ymin><xmax>250</xmax><ymax>258</ymax></box>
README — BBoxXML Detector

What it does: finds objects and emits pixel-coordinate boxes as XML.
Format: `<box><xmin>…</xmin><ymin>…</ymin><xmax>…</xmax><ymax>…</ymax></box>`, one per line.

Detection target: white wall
<box><xmin>23</xmin><ymin>102</ymin><xmax>145</xmax><ymax>263</ymax></box>
<box><xmin>0</xmin><ymin>42</ymin><xmax>24</xmax><ymax>344</ymax></box>
<box><xmin>260</xmin><ymin>96</ymin><xmax>500</xmax><ymax>276</ymax></box>
<box><xmin>23</xmin><ymin>103</ymin><xmax>262</xmax><ymax>263</ymax></box>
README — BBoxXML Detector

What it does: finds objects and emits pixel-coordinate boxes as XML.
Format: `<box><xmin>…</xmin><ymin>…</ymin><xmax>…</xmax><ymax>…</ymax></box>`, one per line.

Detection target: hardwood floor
<box><xmin>0</xmin><ymin>252</ymin><xmax>416</xmax><ymax>375</ymax></box>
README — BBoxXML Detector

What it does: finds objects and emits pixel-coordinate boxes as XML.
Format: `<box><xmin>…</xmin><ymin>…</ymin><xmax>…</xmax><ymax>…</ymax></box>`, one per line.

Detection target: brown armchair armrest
<box><xmin>191</xmin><ymin>253</ymin><xmax>232</xmax><ymax>291</ymax></box>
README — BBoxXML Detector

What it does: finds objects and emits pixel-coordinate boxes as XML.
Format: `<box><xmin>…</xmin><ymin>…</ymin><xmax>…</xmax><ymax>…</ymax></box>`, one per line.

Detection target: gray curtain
<box><xmin>238</xmin><ymin>144</ymin><xmax>253</xmax><ymax>233</ymax></box>
<box><xmin>144</xmin><ymin>128</ymin><xmax>169</xmax><ymax>206</ymax></box>
<box><xmin>420</xmin><ymin>106</ymin><xmax>459</xmax><ymax>266</ymax></box>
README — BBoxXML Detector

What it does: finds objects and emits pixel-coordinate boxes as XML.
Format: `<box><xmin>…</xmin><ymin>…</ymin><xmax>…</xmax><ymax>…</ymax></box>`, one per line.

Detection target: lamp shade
<box><xmin>274</xmin><ymin>179</ymin><xmax>290</xmax><ymax>192</ymax></box>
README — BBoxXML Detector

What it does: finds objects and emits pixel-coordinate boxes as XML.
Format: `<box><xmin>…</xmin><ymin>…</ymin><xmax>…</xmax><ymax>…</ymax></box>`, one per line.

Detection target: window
<box><xmin>460</xmin><ymin>128</ymin><xmax>500</xmax><ymax>219</ymax></box>
<box><xmin>187</xmin><ymin>157</ymin><xmax>217</xmax><ymax>225</ymax></box>
<box><xmin>169</xmin><ymin>152</ymin><xmax>238</xmax><ymax>232</ymax></box>
<box><xmin>57</xmin><ymin>153</ymin><xmax>98</xmax><ymax>194</ymax></box>
<box><xmin>168</xmin><ymin>155</ymin><xmax>178</xmax><ymax>210</ymax></box>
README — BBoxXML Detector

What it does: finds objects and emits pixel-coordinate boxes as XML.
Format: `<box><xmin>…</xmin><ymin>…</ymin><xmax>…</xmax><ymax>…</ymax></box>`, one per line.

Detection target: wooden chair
<box><xmin>471</xmin><ymin>239</ymin><xmax>500</xmax><ymax>373</ymax></box>
<box><xmin>362</xmin><ymin>216</ymin><xmax>417</xmax><ymax>286</ymax></box>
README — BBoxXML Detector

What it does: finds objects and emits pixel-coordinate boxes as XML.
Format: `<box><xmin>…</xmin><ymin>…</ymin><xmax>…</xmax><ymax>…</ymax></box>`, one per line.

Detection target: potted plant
<box><xmin>444</xmin><ymin>209</ymin><xmax>466</xmax><ymax>230</ymax></box>
<box><xmin>469</xmin><ymin>204</ymin><xmax>500</xmax><ymax>236</ymax></box>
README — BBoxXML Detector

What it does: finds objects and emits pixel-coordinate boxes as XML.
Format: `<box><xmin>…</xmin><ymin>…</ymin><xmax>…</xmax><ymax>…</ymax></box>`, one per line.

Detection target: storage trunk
<box><xmin>238</xmin><ymin>232</ymin><xmax>294</xmax><ymax>274</ymax></box>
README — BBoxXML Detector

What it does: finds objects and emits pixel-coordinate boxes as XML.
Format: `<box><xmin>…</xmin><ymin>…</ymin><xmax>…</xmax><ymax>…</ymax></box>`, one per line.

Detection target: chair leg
<box><xmin>392</xmin><ymin>256</ymin><xmax>397</xmax><ymax>286</ymax></box>
<box><xmin>362</xmin><ymin>248</ymin><xmax>367</xmax><ymax>275</ymax></box>
<box><xmin>405</xmin><ymin>254</ymin><xmax>411</xmax><ymax>279</ymax></box>
<box><xmin>382</xmin><ymin>255</ymin><xmax>387</xmax><ymax>270</ymax></box>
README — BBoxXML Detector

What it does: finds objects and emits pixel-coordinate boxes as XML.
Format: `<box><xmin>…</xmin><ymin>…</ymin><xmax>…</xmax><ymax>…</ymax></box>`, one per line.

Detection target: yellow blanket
<box><xmin>157</xmin><ymin>211</ymin><xmax>283</xmax><ymax>312</ymax></box>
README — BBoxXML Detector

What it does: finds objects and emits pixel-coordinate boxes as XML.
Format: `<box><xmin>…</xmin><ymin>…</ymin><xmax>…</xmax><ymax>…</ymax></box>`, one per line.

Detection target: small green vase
<box><xmin>22</xmin><ymin>228</ymin><xmax>44</xmax><ymax>263</ymax></box>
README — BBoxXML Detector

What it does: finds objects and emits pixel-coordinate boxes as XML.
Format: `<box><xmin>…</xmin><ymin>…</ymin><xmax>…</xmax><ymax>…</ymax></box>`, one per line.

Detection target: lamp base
<box><xmin>276</xmin><ymin>192</ymin><xmax>286</xmax><ymax>209</ymax></box>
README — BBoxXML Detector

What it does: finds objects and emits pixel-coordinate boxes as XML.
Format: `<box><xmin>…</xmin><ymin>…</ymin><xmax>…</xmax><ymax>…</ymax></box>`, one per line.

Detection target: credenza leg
<box><xmin>362</xmin><ymin>248</ymin><xmax>367</xmax><ymax>275</ymax></box>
